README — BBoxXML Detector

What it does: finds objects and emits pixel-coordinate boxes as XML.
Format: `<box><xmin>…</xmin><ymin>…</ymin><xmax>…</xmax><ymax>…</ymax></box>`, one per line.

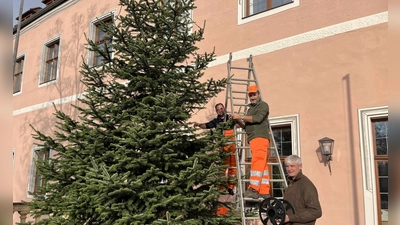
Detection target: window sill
<box><xmin>13</xmin><ymin>91</ymin><xmax>22</xmax><ymax>96</ymax></box>
<box><xmin>38</xmin><ymin>79</ymin><xmax>58</xmax><ymax>88</ymax></box>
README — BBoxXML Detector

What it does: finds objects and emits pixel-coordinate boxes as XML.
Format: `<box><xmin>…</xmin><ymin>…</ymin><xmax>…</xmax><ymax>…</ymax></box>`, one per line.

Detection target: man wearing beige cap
<box><xmin>231</xmin><ymin>85</ymin><xmax>272</xmax><ymax>199</ymax></box>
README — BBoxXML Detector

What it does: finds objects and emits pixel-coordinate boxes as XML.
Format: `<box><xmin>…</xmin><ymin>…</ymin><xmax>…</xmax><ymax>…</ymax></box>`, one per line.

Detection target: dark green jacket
<box><xmin>284</xmin><ymin>171</ymin><xmax>322</xmax><ymax>225</ymax></box>
<box><xmin>245</xmin><ymin>99</ymin><xmax>272</xmax><ymax>142</ymax></box>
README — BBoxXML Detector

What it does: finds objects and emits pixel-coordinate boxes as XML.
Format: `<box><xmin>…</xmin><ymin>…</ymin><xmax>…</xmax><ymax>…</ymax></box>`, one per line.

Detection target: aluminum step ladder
<box><xmin>224</xmin><ymin>53</ymin><xmax>288</xmax><ymax>224</ymax></box>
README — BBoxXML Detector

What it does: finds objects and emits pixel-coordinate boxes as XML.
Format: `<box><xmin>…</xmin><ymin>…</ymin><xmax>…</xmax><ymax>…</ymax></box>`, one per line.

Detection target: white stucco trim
<box><xmin>13</xmin><ymin>12</ymin><xmax>388</xmax><ymax>115</ymax></box>
<box><xmin>210</xmin><ymin>11</ymin><xmax>388</xmax><ymax>67</ymax></box>
<box><xmin>13</xmin><ymin>92</ymin><xmax>86</xmax><ymax>116</ymax></box>
<box><xmin>269</xmin><ymin>114</ymin><xmax>300</xmax><ymax>156</ymax></box>
<box><xmin>358</xmin><ymin>106</ymin><xmax>388</xmax><ymax>225</ymax></box>
<box><xmin>238</xmin><ymin>0</ymin><xmax>300</xmax><ymax>25</ymax></box>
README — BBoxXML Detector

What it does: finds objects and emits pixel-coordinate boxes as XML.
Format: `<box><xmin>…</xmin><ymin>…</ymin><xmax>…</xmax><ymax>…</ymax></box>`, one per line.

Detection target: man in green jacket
<box><xmin>231</xmin><ymin>85</ymin><xmax>272</xmax><ymax>199</ymax></box>
<box><xmin>281</xmin><ymin>155</ymin><xmax>322</xmax><ymax>225</ymax></box>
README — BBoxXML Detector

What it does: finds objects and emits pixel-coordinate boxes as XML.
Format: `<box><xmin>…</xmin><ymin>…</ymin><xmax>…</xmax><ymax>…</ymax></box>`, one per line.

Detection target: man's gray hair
<box><xmin>285</xmin><ymin>155</ymin><xmax>302</xmax><ymax>165</ymax></box>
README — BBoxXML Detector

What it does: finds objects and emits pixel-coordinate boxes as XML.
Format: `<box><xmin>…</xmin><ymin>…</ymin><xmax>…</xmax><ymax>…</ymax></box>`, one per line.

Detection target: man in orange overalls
<box><xmin>194</xmin><ymin>103</ymin><xmax>236</xmax><ymax>215</ymax></box>
<box><xmin>194</xmin><ymin>103</ymin><xmax>236</xmax><ymax>191</ymax></box>
<box><xmin>231</xmin><ymin>85</ymin><xmax>272</xmax><ymax>199</ymax></box>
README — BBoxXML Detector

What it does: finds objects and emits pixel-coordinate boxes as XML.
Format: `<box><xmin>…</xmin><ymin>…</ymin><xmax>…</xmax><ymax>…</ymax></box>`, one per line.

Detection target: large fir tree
<box><xmin>28</xmin><ymin>0</ymin><xmax>240</xmax><ymax>224</ymax></box>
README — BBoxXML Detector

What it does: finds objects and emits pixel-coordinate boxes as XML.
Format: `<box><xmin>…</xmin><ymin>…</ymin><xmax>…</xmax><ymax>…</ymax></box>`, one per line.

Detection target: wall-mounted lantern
<box><xmin>318</xmin><ymin>137</ymin><xmax>334</xmax><ymax>175</ymax></box>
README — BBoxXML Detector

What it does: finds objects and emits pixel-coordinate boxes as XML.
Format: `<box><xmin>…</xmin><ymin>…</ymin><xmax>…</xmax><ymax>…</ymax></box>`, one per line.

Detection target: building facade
<box><xmin>13</xmin><ymin>0</ymin><xmax>388</xmax><ymax>224</ymax></box>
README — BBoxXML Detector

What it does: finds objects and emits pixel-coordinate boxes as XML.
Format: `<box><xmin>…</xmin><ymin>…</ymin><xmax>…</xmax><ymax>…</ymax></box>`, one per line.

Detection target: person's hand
<box><xmin>275</xmin><ymin>215</ymin><xmax>289</xmax><ymax>224</ymax></box>
<box><xmin>230</xmin><ymin>114</ymin><xmax>241</xmax><ymax>120</ymax></box>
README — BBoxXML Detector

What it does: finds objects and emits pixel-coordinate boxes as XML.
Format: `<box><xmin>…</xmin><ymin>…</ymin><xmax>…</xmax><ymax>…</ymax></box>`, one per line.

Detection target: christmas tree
<box><xmin>28</xmin><ymin>0</ymin><xmax>240</xmax><ymax>224</ymax></box>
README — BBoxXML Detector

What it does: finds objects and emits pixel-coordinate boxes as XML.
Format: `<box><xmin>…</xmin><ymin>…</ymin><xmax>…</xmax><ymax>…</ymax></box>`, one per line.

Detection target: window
<box><xmin>372</xmin><ymin>119</ymin><xmax>388</xmax><ymax>225</ymax></box>
<box><xmin>238</xmin><ymin>0</ymin><xmax>299</xmax><ymax>25</ymax></box>
<box><xmin>272</xmin><ymin>125</ymin><xmax>292</xmax><ymax>156</ymax></box>
<box><xmin>266</xmin><ymin>115</ymin><xmax>299</xmax><ymax>197</ymax></box>
<box><xmin>13</xmin><ymin>56</ymin><xmax>24</xmax><ymax>93</ymax></box>
<box><xmin>40</xmin><ymin>36</ymin><xmax>61</xmax><ymax>85</ymax></box>
<box><xmin>245</xmin><ymin>0</ymin><xmax>293</xmax><ymax>17</ymax></box>
<box><xmin>358</xmin><ymin>106</ymin><xmax>388</xmax><ymax>225</ymax></box>
<box><xmin>270</xmin><ymin>125</ymin><xmax>292</xmax><ymax>197</ymax></box>
<box><xmin>28</xmin><ymin>147</ymin><xmax>50</xmax><ymax>196</ymax></box>
<box><xmin>91</xmin><ymin>17</ymin><xmax>113</xmax><ymax>67</ymax></box>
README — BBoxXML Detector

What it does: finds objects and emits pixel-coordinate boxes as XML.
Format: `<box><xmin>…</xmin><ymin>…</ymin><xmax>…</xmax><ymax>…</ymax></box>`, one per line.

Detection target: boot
<box><xmin>243</xmin><ymin>187</ymin><xmax>259</xmax><ymax>199</ymax></box>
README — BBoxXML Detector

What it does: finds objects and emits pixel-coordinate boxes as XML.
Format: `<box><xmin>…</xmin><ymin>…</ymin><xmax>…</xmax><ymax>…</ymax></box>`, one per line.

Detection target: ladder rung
<box><xmin>243</xmin><ymin>197</ymin><xmax>265</xmax><ymax>201</ymax></box>
<box><xmin>230</xmin><ymin>82</ymin><xmax>251</xmax><ymax>85</ymax></box>
<box><xmin>226</xmin><ymin>112</ymin><xmax>246</xmax><ymax>116</ymax></box>
<box><xmin>270</xmin><ymin>179</ymin><xmax>286</xmax><ymax>182</ymax></box>
<box><xmin>236</xmin><ymin>145</ymin><xmax>250</xmax><ymax>149</ymax></box>
<box><xmin>232</xmin><ymin>90</ymin><xmax>248</xmax><ymax>94</ymax></box>
<box><xmin>230</xmin><ymin>66</ymin><xmax>253</xmax><ymax>70</ymax></box>
<box><xmin>239</xmin><ymin>162</ymin><xmax>283</xmax><ymax>166</ymax></box>
<box><xmin>232</xmin><ymin>97</ymin><xmax>247</xmax><ymax>100</ymax></box>
<box><xmin>242</xmin><ymin>197</ymin><xmax>283</xmax><ymax>201</ymax></box>
<box><xmin>244</xmin><ymin>217</ymin><xmax>260</xmax><ymax>220</ymax></box>
<box><xmin>233</xmin><ymin>111</ymin><xmax>247</xmax><ymax>115</ymax></box>
<box><xmin>233</xmin><ymin>103</ymin><xmax>249</xmax><ymax>107</ymax></box>
<box><xmin>231</xmin><ymin>78</ymin><xmax>257</xmax><ymax>82</ymax></box>
<box><xmin>242</xmin><ymin>179</ymin><xmax>286</xmax><ymax>183</ymax></box>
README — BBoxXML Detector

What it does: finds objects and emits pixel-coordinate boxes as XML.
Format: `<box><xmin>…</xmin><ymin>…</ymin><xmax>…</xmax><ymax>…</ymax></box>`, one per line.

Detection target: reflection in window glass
<box><xmin>272</xmin><ymin>126</ymin><xmax>292</xmax><ymax>156</ymax></box>
<box><xmin>246</xmin><ymin>0</ymin><xmax>293</xmax><ymax>17</ymax></box>
<box><xmin>271</xmin><ymin>126</ymin><xmax>292</xmax><ymax>198</ymax></box>
<box><xmin>372</xmin><ymin>118</ymin><xmax>388</xmax><ymax>224</ymax></box>
<box><xmin>378</xmin><ymin>162</ymin><xmax>388</xmax><ymax>210</ymax></box>
<box><xmin>373</xmin><ymin>121</ymin><xmax>388</xmax><ymax>155</ymax></box>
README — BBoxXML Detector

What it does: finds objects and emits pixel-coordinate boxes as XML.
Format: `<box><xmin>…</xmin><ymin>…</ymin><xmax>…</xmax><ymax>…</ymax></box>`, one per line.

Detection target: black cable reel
<box><xmin>259</xmin><ymin>197</ymin><xmax>296</xmax><ymax>225</ymax></box>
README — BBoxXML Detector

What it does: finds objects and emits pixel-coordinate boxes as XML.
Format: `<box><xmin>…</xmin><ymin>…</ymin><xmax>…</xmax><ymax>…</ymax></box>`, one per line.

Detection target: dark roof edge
<box><xmin>13</xmin><ymin>0</ymin><xmax>69</xmax><ymax>34</ymax></box>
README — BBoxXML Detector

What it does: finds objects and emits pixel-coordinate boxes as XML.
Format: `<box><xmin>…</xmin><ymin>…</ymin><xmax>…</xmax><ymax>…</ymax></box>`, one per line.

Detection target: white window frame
<box><xmin>358</xmin><ymin>106</ymin><xmax>388</xmax><ymax>225</ymax></box>
<box><xmin>237</xmin><ymin>0</ymin><xmax>300</xmax><ymax>25</ymax></box>
<box><xmin>13</xmin><ymin>53</ymin><xmax>26</xmax><ymax>96</ymax></box>
<box><xmin>269</xmin><ymin>114</ymin><xmax>300</xmax><ymax>157</ymax></box>
<box><xmin>38</xmin><ymin>34</ymin><xmax>62</xmax><ymax>87</ymax></box>
<box><xmin>88</xmin><ymin>10</ymin><xmax>117</xmax><ymax>67</ymax></box>
<box><xmin>27</xmin><ymin>146</ymin><xmax>52</xmax><ymax>198</ymax></box>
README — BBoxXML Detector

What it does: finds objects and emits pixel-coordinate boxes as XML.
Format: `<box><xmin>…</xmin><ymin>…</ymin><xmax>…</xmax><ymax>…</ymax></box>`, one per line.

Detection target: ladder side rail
<box><xmin>227</xmin><ymin>53</ymin><xmax>246</xmax><ymax>224</ymax></box>
<box><xmin>268</xmin><ymin>121</ymin><xmax>289</xmax><ymax>189</ymax></box>
<box><xmin>234</xmin><ymin>130</ymin><xmax>247</xmax><ymax>225</ymax></box>
<box><xmin>225</xmin><ymin>53</ymin><xmax>233</xmax><ymax>116</ymax></box>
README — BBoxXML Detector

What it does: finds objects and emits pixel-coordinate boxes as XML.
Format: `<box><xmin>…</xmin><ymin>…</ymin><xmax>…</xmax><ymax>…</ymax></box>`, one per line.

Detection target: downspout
<box><xmin>12</xmin><ymin>0</ymin><xmax>25</xmax><ymax>76</ymax></box>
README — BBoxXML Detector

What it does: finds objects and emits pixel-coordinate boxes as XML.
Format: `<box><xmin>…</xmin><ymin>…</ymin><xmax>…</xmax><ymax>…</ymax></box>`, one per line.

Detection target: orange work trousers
<box><xmin>223</xmin><ymin>129</ymin><xmax>236</xmax><ymax>189</ymax></box>
<box><xmin>217</xmin><ymin>129</ymin><xmax>236</xmax><ymax>216</ymax></box>
<box><xmin>248</xmin><ymin>138</ymin><xmax>270</xmax><ymax>195</ymax></box>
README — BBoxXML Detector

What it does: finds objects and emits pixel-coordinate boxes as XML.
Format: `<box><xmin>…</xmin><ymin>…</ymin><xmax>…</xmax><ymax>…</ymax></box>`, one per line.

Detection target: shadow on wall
<box><xmin>14</xmin><ymin>2</ymin><xmax>112</xmax><ymax>204</ymax></box>
<box><xmin>342</xmin><ymin>74</ymin><xmax>360</xmax><ymax>225</ymax></box>
<box><xmin>314</xmin><ymin>146</ymin><xmax>330</xmax><ymax>168</ymax></box>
